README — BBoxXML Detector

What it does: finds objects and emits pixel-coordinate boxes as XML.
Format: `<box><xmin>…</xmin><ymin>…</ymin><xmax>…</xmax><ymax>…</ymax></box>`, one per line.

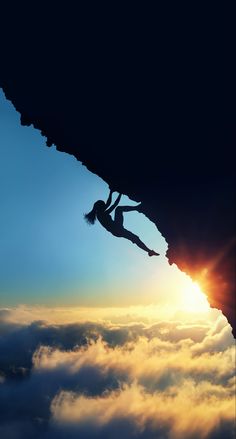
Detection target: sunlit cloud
<box><xmin>51</xmin><ymin>380</ymin><xmax>235</xmax><ymax>439</ymax></box>
<box><xmin>0</xmin><ymin>305</ymin><xmax>235</xmax><ymax>438</ymax></box>
<box><xmin>0</xmin><ymin>289</ymin><xmax>215</xmax><ymax>329</ymax></box>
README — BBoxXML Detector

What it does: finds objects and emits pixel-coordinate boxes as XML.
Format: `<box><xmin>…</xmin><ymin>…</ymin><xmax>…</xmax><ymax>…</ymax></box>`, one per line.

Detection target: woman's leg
<box><xmin>114</xmin><ymin>204</ymin><xmax>141</xmax><ymax>227</ymax></box>
<box><xmin>114</xmin><ymin>205</ymin><xmax>159</xmax><ymax>256</ymax></box>
<box><xmin>122</xmin><ymin>230</ymin><xmax>159</xmax><ymax>256</ymax></box>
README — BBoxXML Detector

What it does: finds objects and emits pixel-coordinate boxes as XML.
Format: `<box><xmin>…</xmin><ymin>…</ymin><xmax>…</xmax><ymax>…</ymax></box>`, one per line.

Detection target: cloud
<box><xmin>0</xmin><ymin>303</ymin><xmax>223</xmax><ymax>326</ymax></box>
<box><xmin>0</xmin><ymin>306</ymin><xmax>235</xmax><ymax>438</ymax></box>
<box><xmin>50</xmin><ymin>381</ymin><xmax>235</xmax><ymax>439</ymax></box>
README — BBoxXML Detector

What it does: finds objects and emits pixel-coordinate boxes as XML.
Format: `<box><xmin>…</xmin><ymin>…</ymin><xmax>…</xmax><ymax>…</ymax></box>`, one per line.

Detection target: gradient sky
<box><xmin>0</xmin><ymin>88</ymin><xmax>209</xmax><ymax>310</ymax></box>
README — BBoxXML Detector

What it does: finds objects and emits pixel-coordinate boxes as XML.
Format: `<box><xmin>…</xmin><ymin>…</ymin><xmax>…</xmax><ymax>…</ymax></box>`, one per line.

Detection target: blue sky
<box><xmin>0</xmin><ymin>88</ymin><xmax>183</xmax><ymax>307</ymax></box>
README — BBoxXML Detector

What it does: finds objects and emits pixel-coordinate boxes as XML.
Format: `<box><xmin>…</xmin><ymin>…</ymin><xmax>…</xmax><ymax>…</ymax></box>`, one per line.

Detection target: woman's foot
<box><xmin>148</xmin><ymin>250</ymin><xmax>160</xmax><ymax>257</ymax></box>
<box><xmin>136</xmin><ymin>203</ymin><xmax>142</xmax><ymax>212</ymax></box>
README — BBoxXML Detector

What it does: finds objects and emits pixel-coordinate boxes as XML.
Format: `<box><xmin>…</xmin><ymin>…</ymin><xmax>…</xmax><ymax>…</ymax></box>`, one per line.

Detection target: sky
<box><xmin>0</xmin><ymin>87</ymin><xmax>209</xmax><ymax>312</ymax></box>
<box><xmin>0</xmin><ymin>88</ymin><xmax>235</xmax><ymax>439</ymax></box>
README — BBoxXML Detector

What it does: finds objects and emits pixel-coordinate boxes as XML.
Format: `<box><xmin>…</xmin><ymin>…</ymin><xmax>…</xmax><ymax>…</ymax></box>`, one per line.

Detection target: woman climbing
<box><xmin>84</xmin><ymin>189</ymin><xmax>159</xmax><ymax>256</ymax></box>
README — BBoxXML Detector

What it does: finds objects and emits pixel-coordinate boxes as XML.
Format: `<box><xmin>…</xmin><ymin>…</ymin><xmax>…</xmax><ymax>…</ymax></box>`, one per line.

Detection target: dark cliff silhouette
<box><xmin>0</xmin><ymin>5</ymin><xmax>235</xmax><ymax>334</ymax></box>
<box><xmin>84</xmin><ymin>190</ymin><xmax>159</xmax><ymax>256</ymax></box>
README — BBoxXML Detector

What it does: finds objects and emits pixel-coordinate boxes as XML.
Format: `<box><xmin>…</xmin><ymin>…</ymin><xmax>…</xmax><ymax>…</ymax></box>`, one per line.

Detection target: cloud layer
<box><xmin>0</xmin><ymin>306</ymin><xmax>235</xmax><ymax>438</ymax></box>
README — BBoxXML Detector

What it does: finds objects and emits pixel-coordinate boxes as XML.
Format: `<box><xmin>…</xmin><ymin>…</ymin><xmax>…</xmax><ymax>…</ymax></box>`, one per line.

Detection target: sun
<box><xmin>181</xmin><ymin>280</ymin><xmax>210</xmax><ymax>313</ymax></box>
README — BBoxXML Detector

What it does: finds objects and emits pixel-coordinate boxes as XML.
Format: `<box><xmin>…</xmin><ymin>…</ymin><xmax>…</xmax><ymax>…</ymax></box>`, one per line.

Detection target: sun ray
<box><xmin>180</xmin><ymin>280</ymin><xmax>210</xmax><ymax>313</ymax></box>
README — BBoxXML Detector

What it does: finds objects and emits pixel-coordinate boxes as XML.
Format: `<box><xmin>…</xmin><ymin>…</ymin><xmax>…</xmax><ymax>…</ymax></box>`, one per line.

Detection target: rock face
<box><xmin>0</xmin><ymin>7</ymin><xmax>235</xmax><ymax>334</ymax></box>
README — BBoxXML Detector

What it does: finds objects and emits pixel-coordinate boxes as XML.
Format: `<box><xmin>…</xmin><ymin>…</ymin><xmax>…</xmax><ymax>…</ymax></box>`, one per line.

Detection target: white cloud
<box><xmin>0</xmin><ymin>306</ymin><xmax>235</xmax><ymax>438</ymax></box>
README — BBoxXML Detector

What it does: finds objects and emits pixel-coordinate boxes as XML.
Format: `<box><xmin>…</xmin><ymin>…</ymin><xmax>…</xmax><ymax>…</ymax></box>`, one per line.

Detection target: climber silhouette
<box><xmin>84</xmin><ymin>190</ymin><xmax>159</xmax><ymax>256</ymax></box>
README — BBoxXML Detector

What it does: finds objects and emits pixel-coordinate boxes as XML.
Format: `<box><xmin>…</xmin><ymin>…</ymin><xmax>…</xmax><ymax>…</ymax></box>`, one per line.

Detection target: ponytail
<box><xmin>84</xmin><ymin>207</ymin><xmax>97</xmax><ymax>225</ymax></box>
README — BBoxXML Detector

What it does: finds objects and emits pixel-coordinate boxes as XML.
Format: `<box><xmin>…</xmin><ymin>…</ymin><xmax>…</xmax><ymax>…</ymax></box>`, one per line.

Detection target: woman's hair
<box><xmin>84</xmin><ymin>200</ymin><xmax>105</xmax><ymax>225</ymax></box>
<box><xmin>84</xmin><ymin>207</ymin><xmax>97</xmax><ymax>225</ymax></box>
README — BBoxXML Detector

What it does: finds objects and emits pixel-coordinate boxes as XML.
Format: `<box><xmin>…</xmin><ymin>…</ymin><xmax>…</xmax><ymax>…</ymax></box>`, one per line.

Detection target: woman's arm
<box><xmin>105</xmin><ymin>189</ymin><xmax>113</xmax><ymax>208</ymax></box>
<box><xmin>106</xmin><ymin>193</ymin><xmax>122</xmax><ymax>214</ymax></box>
